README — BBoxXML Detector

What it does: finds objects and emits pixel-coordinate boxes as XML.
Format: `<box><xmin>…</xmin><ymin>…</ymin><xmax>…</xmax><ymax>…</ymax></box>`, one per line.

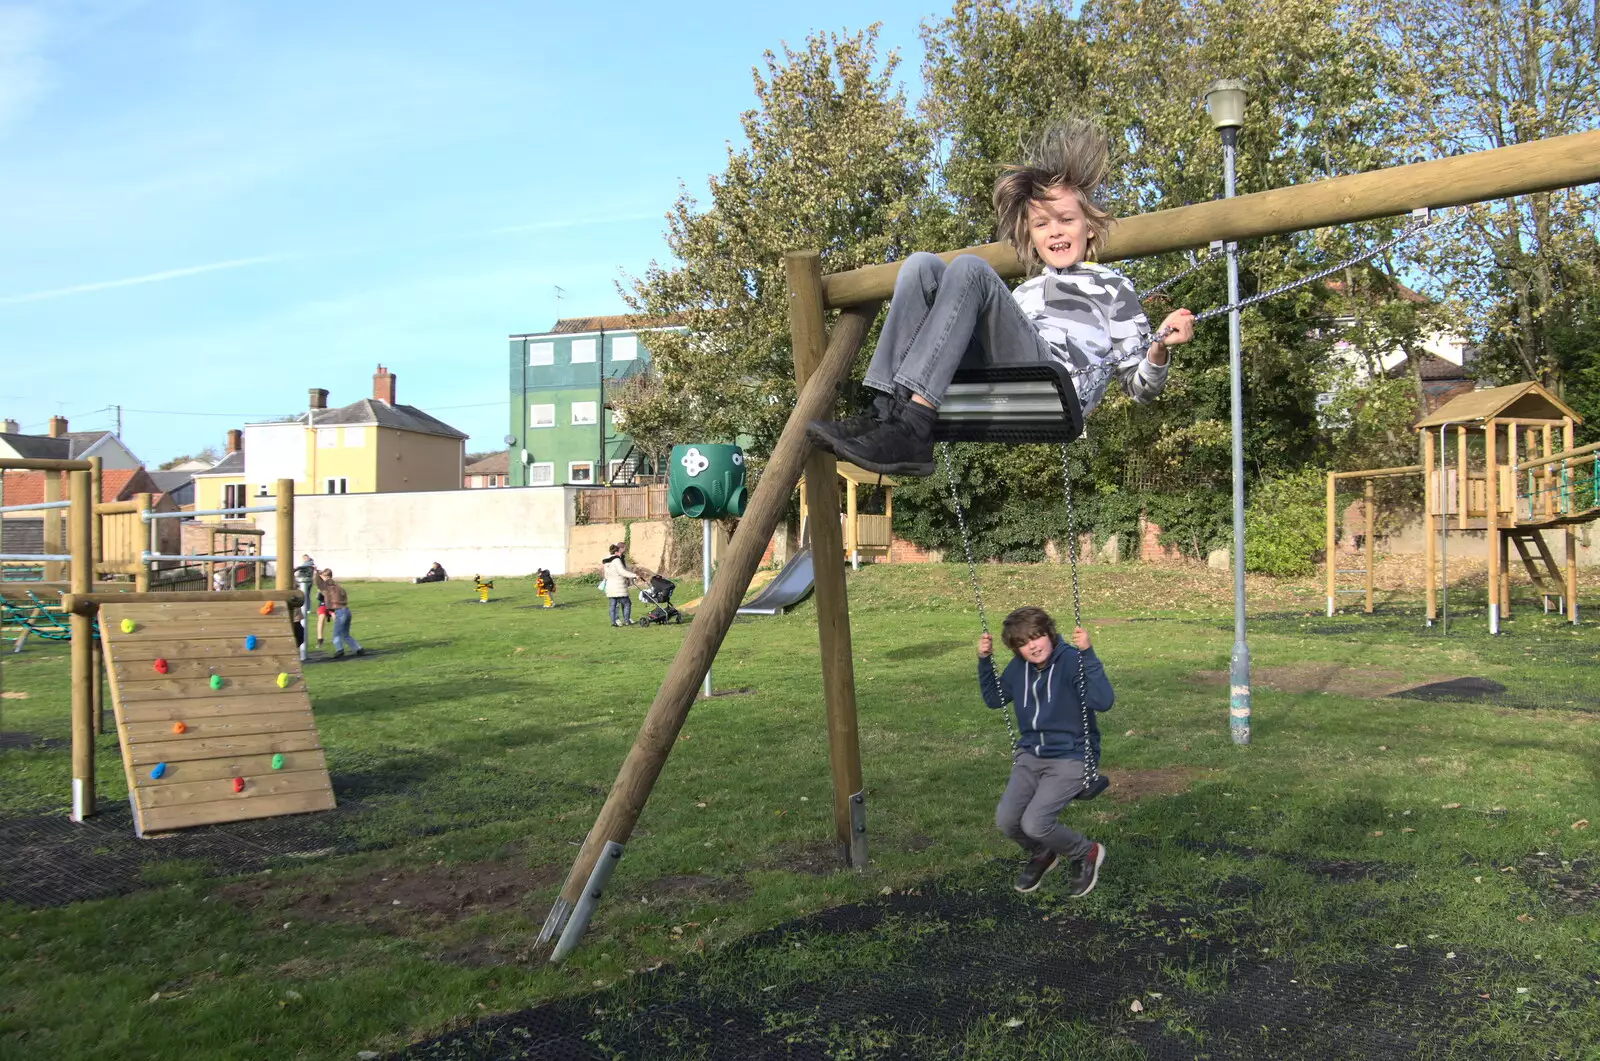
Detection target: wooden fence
<box><xmin>575</xmin><ymin>485</ymin><xmax>671</xmax><ymax>524</ymax></box>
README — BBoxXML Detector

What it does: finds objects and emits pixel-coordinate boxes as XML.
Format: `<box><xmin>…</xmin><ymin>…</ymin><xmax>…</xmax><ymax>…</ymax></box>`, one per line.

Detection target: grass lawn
<box><xmin>1</xmin><ymin>562</ymin><xmax>1598</xmax><ymax>1059</ymax></box>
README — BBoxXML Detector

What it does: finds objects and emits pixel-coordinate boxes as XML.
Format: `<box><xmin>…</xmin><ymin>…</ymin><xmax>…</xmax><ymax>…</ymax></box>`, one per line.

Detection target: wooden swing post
<box><xmin>788</xmin><ymin>250</ymin><xmax>867</xmax><ymax>866</ymax></box>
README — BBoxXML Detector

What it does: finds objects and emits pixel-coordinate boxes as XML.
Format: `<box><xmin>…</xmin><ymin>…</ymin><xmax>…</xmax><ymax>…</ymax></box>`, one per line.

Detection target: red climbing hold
<box><xmin>172</xmin><ymin>721</ymin><xmax>187</xmax><ymax>735</ymax></box>
<box><xmin>259</xmin><ymin>601</ymin><xmax>275</xmax><ymax>615</ymax></box>
<box><xmin>232</xmin><ymin>777</ymin><xmax>245</xmax><ymax>794</ymax></box>
<box><xmin>153</xmin><ymin>658</ymin><xmax>169</xmax><ymax>675</ymax></box>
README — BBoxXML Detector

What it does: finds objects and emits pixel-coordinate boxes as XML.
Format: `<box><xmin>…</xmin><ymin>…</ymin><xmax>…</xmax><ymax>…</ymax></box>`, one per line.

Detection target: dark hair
<box><xmin>1001</xmin><ymin>606</ymin><xmax>1058</xmax><ymax>654</ymax></box>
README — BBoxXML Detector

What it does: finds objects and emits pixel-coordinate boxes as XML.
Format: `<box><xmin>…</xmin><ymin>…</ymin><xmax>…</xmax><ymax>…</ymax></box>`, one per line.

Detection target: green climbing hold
<box><xmin>271</xmin><ymin>753</ymin><xmax>285</xmax><ymax>770</ymax></box>
<box><xmin>275</xmin><ymin>672</ymin><xmax>289</xmax><ymax>689</ymax></box>
<box><xmin>120</xmin><ymin>618</ymin><xmax>136</xmax><ymax>633</ymax></box>
<box><xmin>209</xmin><ymin>674</ymin><xmax>223</xmax><ymax>690</ymax></box>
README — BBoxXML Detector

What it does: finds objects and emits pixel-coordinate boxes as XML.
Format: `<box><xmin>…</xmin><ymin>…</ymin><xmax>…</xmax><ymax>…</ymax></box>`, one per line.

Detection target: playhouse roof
<box><xmin>1414</xmin><ymin>381</ymin><xmax>1581</xmax><ymax>428</ymax></box>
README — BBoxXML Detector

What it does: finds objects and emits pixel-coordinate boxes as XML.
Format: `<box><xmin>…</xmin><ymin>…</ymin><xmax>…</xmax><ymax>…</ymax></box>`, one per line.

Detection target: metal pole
<box><xmin>701</xmin><ymin>520</ymin><xmax>712</xmax><ymax>697</ymax></box>
<box><xmin>1222</xmin><ymin>126</ymin><xmax>1251</xmax><ymax>746</ymax></box>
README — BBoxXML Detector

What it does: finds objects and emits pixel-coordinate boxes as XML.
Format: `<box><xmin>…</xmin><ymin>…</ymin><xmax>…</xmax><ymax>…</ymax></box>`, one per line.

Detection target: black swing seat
<box><xmin>933</xmin><ymin>362</ymin><xmax>1084</xmax><ymax>445</ymax></box>
<box><xmin>1079</xmin><ymin>773</ymin><xmax>1109</xmax><ymax>801</ymax></box>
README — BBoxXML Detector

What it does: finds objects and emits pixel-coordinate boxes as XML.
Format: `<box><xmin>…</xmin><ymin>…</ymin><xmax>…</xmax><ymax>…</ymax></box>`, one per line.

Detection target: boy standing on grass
<box><xmin>314</xmin><ymin>568</ymin><xmax>364</xmax><ymax>659</ymax></box>
<box><xmin>978</xmin><ymin>605</ymin><xmax>1112</xmax><ymax>896</ymax></box>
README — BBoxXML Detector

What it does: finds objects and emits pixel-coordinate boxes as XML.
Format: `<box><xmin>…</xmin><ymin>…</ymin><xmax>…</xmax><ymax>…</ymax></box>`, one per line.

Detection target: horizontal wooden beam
<box><xmin>1520</xmin><ymin>439</ymin><xmax>1600</xmax><ymax>473</ymax></box>
<box><xmin>0</xmin><ymin>458</ymin><xmax>94</xmax><ymax>472</ymax></box>
<box><xmin>61</xmin><ymin>589</ymin><xmax>304</xmax><ymax>615</ymax></box>
<box><xmin>821</xmin><ymin>129</ymin><xmax>1600</xmax><ymax>308</ymax></box>
<box><xmin>1331</xmin><ymin>465</ymin><xmax>1424</xmax><ymax>481</ymax></box>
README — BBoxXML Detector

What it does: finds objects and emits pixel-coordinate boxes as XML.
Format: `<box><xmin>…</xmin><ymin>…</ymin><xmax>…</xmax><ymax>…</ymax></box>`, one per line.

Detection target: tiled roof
<box><xmin>193</xmin><ymin>451</ymin><xmax>245</xmax><ymax>477</ymax></box>
<box><xmin>287</xmin><ymin>400</ymin><xmax>468</xmax><ymax>440</ymax></box>
<box><xmin>545</xmin><ymin>313</ymin><xmax>684</xmax><ymax>334</ymax></box>
<box><xmin>0</xmin><ymin>432</ymin><xmax>71</xmax><ymax>460</ymax></box>
<box><xmin>0</xmin><ymin>468</ymin><xmax>154</xmax><ymax>506</ymax></box>
<box><xmin>146</xmin><ymin>471</ymin><xmax>196</xmax><ymax>493</ymax></box>
<box><xmin>64</xmin><ymin>431</ymin><xmax>112</xmax><ymax>457</ymax></box>
<box><xmin>1385</xmin><ymin>352</ymin><xmax>1468</xmax><ymax>382</ymax></box>
<box><xmin>465</xmin><ymin>452</ymin><xmax>509</xmax><ymax>475</ymax></box>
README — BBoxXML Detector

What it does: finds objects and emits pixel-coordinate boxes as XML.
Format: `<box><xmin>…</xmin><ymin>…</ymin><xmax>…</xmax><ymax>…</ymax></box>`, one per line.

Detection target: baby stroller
<box><xmin>637</xmin><ymin>575</ymin><xmax>681</xmax><ymax>626</ymax></box>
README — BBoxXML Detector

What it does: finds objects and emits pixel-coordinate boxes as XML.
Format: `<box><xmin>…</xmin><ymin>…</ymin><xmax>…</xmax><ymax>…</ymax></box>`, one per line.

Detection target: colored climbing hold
<box><xmin>150</xmin><ymin>763</ymin><xmax>167</xmax><ymax>780</ymax></box>
<box><xmin>244</xmin><ymin>635</ymin><xmax>259</xmax><ymax>651</ymax></box>
<box><xmin>275</xmin><ymin>672</ymin><xmax>289</xmax><ymax>689</ymax></box>
<box><xmin>171</xmin><ymin>721</ymin><xmax>187</xmax><ymax>735</ymax></box>
<box><xmin>259</xmin><ymin>601</ymin><xmax>275</xmax><ymax>615</ymax></box>
<box><xmin>209</xmin><ymin>674</ymin><xmax>224</xmax><ymax>690</ymax></box>
<box><xmin>152</xmin><ymin>658</ymin><xmax>169</xmax><ymax>675</ymax></box>
<box><xmin>120</xmin><ymin>618</ymin><xmax>136</xmax><ymax>633</ymax></box>
<box><xmin>232</xmin><ymin>777</ymin><xmax>245</xmax><ymax>794</ymax></box>
<box><xmin>271</xmin><ymin>753</ymin><xmax>285</xmax><ymax>770</ymax></box>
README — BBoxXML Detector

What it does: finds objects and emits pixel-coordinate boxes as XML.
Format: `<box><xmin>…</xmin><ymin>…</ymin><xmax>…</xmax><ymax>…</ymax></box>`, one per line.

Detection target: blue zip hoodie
<box><xmin>977</xmin><ymin>637</ymin><xmax>1114</xmax><ymax>759</ymax></box>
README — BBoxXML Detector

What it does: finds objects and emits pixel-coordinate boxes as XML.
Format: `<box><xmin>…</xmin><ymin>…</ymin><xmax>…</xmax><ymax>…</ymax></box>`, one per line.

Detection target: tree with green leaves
<box><xmin>616</xmin><ymin>27</ymin><xmax>931</xmax><ymax>460</ymax></box>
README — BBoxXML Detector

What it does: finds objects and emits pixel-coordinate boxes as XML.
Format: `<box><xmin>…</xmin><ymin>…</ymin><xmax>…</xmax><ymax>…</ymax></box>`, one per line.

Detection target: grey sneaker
<box><xmin>1068</xmin><ymin>843</ymin><xmax>1106</xmax><ymax>897</ymax></box>
<box><xmin>1013</xmin><ymin>851</ymin><xmax>1060</xmax><ymax>893</ymax></box>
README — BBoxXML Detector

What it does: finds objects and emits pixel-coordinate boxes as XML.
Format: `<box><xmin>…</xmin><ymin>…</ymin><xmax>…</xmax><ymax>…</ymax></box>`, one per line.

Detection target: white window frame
<box><xmin>317</xmin><ymin>428</ymin><xmax>339</xmax><ymax>448</ymax></box>
<box><xmin>568</xmin><ymin>461</ymin><xmax>594</xmax><ymax>484</ymax></box>
<box><xmin>342</xmin><ymin>426</ymin><xmax>365</xmax><ymax>447</ymax></box>
<box><xmin>529</xmin><ymin>403</ymin><xmax>555</xmax><ymax>429</ymax></box>
<box><xmin>611</xmin><ymin>336</ymin><xmax>638</xmax><ymax>361</ymax></box>
<box><xmin>528</xmin><ymin>341</ymin><xmax>554</xmax><ymax>366</ymax></box>
<box><xmin>528</xmin><ymin>462</ymin><xmax>555</xmax><ymax>486</ymax></box>
<box><xmin>570</xmin><ymin>338</ymin><xmax>596</xmax><ymax>364</ymax></box>
<box><xmin>607</xmin><ymin>458</ymin><xmax>635</xmax><ymax>482</ymax></box>
<box><xmin>570</xmin><ymin>401</ymin><xmax>598</xmax><ymax>426</ymax></box>
<box><xmin>324</xmin><ymin>477</ymin><xmax>349</xmax><ymax>495</ymax></box>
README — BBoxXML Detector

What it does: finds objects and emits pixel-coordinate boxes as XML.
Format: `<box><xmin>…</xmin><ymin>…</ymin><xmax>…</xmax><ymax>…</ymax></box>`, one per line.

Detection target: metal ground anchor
<box><xmin>549</xmin><ymin>841</ymin><xmax>624</xmax><ymax>963</ymax></box>
<box><xmin>847</xmin><ymin>790</ymin><xmax>868</xmax><ymax>868</ymax></box>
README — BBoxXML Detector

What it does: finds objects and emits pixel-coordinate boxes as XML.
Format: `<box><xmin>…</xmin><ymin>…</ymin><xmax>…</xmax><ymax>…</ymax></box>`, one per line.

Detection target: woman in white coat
<box><xmin>601</xmin><ymin>543</ymin><xmax>639</xmax><ymax>626</ymax></box>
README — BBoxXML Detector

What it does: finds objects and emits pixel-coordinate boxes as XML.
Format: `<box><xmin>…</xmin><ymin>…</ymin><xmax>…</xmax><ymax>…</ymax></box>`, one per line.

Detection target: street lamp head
<box><xmin>1204</xmin><ymin>79</ymin><xmax>1248</xmax><ymax>131</ymax></box>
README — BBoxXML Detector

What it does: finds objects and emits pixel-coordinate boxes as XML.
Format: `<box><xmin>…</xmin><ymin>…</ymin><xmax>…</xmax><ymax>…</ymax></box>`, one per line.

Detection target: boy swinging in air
<box><xmin>979</xmin><ymin>606</ymin><xmax>1112</xmax><ymax>896</ymax></box>
<box><xmin>807</xmin><ymin>119</ymin><xmax>1194</xmax><ymax>477</ymax></box>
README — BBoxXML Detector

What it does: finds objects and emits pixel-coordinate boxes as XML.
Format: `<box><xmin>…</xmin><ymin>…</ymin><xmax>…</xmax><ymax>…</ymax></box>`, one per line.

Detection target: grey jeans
<box><xmin>995</xmin><ymin>753</ymin><xmax>1092</xmax><ymax>861</ymax></box>
<box><xmin>863</xmin><ymin>252</ymin><xmax>1057</xmax><ymax>408</ymax></box>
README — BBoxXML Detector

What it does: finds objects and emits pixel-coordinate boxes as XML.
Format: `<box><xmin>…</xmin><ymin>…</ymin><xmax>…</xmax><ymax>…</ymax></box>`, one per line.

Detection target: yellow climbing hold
<box><xmin>276</xmin><ymin>673</ymin><xmax>289</xmax><ymax>689</ymax></box>
<box><xmin>120</xmin><ymin>618</ymin><xmax>136</xmax><ymax>633</ymax></box>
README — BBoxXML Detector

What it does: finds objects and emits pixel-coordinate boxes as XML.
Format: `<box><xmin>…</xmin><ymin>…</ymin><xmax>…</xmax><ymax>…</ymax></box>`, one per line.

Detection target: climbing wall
<box><xmin>98</xmin><ymin>599</ymin><xmax>335</xmax><ymax>837</ymax></box>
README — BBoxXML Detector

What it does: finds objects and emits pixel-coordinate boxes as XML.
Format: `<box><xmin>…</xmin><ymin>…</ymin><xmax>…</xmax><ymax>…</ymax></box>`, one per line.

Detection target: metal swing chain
<box><xmin>1147</xmin><ymin>212</ymin><xmax>1440</xmax><ymax>346</ymax></box>
<box><xmin>1134</xmin><ymin>248</ymin><xmax>1220</xmax><ymax>301</ymax></box>
<box><xmin>940</xmin><ymin>441</ymin><xmax>1020</xmax><ymax>751</ymax></box>
<box><xmin>1059</xmin><ymin>442</ymin><xmax>1099</xmax><ymax>788</ymax></box>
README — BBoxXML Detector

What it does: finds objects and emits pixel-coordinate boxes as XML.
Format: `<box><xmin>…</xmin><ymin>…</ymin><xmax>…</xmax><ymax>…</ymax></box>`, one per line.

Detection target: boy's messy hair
<box><xmin>1001</xmin><ymin>606</ymin><xmax>1058</xmax><ymax>654</ymax></box>
<box><xmin>992</xmin><ymin>119</ymin><xmax>1113</xmax><ymax>274</ymax></box>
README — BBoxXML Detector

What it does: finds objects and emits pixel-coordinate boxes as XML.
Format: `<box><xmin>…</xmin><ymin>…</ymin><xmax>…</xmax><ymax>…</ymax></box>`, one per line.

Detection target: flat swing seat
<box><xmin>933</xmin><ymin>363</ymin><xmax>1084</xmax><ymax>445</ymax></box>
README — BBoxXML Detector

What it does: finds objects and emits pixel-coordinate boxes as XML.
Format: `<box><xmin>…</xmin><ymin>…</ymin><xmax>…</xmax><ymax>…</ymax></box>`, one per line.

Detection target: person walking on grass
<box><xmin>314</xmin><ymin>568</ymin><xmax>364</xmax><ymax>659</ymax></box>
<box><xmin>979</xmin><ymin>605</ymin><xmax>1112</xmax><ymax>896</ymax></box>
<box><xmin>601</xmin><ymin>543</ymin><xmax>639</xmax><ymax>627</ymax></box>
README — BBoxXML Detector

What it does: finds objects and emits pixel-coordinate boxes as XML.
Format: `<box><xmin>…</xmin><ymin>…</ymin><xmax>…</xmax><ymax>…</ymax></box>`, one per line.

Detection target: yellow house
<box><xmin>193</xmin><ymin>367</ymin><xmax>468</xmax><ymax>521</ymax></box>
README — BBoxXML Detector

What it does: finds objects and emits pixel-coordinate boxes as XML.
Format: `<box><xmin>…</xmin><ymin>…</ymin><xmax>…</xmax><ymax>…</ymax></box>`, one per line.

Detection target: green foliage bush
<box><xmin>1243</xmin><ymin>469</ymin><xmax>1328</xmax><ymax>577</ymax></box>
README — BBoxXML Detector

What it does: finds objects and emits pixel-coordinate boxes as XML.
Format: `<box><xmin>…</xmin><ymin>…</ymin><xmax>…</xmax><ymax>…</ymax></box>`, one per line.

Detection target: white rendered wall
<box><xmin>244</xmin><ymin>423</ymin><xmax>306</xmax><ymax>494</ymax></box>
<box><xmin>258</xmin><ymin>486</ymin><xmax>577</xmax><ymax>579</ymax></box>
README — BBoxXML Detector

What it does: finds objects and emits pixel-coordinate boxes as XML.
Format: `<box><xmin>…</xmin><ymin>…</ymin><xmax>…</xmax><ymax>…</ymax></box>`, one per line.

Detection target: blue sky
<box><xmin>1</xmin><ymin>0</ymin><xmax>938</xmax><ymax>463</ymax></box>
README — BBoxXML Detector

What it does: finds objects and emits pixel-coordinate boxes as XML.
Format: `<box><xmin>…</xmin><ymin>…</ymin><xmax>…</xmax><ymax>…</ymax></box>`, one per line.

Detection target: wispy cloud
<box><xmin>0</xmin><ymin>254</ymin><xmax>293</xmax><ymax>305</ymax></box>
<box><xmin>0</xmin><ymin>4</ymin><xmax>53</xmax><ymax>134</ymax></box>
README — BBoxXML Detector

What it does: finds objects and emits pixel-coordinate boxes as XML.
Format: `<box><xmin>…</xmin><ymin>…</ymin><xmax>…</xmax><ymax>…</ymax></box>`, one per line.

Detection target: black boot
<box><xmin>806</xmin><ymin>391</ymin><xmax>893</xmax><ymax>457</ymax></box>
<box><xmin>830</xmin><ymin>394</ymin><xmax>937</xmax><ymax>477</ymax></box>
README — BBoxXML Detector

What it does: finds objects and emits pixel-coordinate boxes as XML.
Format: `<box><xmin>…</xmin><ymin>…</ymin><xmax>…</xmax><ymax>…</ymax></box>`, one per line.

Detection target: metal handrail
<box><xmin>0</xmin><ymin>500</ymin><xmax>73</xmax><ymax>514</ymax></box>
<box><xmin>141</xmin><ymin>505</ymin><xmax>276</xmax><ymax>521</ymax></box>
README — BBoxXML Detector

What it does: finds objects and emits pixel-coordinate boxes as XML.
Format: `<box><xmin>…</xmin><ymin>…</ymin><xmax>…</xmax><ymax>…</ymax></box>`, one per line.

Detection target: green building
<box><xmin>506</xmin><ymin>314</ymin><xmax>681</xmax><ymax>487</ymax></box>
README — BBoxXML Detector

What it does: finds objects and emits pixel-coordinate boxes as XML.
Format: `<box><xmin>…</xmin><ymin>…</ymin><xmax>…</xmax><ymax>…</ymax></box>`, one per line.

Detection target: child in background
<box><xmin>978</xmin><ymin>606</ymin><xmax>1113</xmax><ymax>896</ymax></box>
<box><xmin>807</xmin><ymin>119</ymin><xmax>1194</xmax><ymax>477</ymax></box>
<box><xmin>313</xmin><ymin>568</ymin><xmax>364</xmax><ymax>659</ymax></box>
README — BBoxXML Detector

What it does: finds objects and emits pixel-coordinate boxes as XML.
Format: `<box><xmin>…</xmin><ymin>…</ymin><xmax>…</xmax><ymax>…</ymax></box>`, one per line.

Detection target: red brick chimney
<box><xmin>373</xmin><ymin>364</ymin><xmax>396</xmax><ymax>405</ymax></box>
<box><xmin>47</xmin><ymin>416</ymin><xmax>67</xmax><ymax>437</ymax></box>
<box><xmin>226</xmin><ymin>429</ymin><xmax>243</xmax><ymax>454</ymax></box>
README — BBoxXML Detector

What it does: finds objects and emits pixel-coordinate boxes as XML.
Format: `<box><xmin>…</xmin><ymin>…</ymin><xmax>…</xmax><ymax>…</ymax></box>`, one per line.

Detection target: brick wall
<box><xmin>1139</xmin><ymin>516</ymin><xmax>1187</xmax><ymax>564</ymax></box>
<box><xmin>889</xmin><ymin>537</ymin><xmax>944</xmax><ymax>563</ymax></box>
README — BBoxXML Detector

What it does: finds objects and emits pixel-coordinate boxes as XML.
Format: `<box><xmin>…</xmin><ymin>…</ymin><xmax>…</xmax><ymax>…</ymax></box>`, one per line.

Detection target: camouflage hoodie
<box><xmin>1011</xmin><ymin>262</ymin><xmax>1168</xmax><ymax>419</ymax></box>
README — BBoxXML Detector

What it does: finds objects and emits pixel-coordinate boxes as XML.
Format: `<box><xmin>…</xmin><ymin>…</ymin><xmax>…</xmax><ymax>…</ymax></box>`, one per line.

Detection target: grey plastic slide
<box><xmin>736</xmin><ymin>548</ymin><xmax>815</xmax><ymax>615</ymax></box>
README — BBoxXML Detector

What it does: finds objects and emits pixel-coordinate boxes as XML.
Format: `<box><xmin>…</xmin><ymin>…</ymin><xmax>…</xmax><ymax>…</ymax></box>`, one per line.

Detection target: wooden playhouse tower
<box><xmin>1414</xmin><ymin>381</ymin><xmax>1594</xmax><ymax>630</ymax></box>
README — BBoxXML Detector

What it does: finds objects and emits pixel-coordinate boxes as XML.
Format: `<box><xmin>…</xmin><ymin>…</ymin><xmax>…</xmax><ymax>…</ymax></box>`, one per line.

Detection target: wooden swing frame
<box><xmin>542</xmin><ymin>129</ymin><xmax>1600</xmax><ymax>957</ymax></box>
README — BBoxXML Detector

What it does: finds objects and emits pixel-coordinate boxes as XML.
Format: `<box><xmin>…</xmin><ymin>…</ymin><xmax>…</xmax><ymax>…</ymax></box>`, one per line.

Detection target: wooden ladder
<box><xmin>1506</xmin><ymin>528</ymin><xmax>1566</xmax><ymax>613</ymax></box>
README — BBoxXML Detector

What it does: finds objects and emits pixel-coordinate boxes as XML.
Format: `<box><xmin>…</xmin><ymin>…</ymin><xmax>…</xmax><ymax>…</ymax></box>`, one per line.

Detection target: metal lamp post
<box><xmin>1205</xmin><ymin>78</ymin><xmax>1252</xmax><ymax>746</ymax></box>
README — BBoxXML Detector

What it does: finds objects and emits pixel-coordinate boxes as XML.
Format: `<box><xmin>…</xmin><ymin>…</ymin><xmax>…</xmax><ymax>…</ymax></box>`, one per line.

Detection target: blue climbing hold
<box><xmin>150</xmin><ymin>763</ymin><xmax>167</xmax><ymax>780</ymax></box>
<box><xmin>244</xmin><ymin>635</ymin><xmax>259</xmax><ymax>651</ymax></box>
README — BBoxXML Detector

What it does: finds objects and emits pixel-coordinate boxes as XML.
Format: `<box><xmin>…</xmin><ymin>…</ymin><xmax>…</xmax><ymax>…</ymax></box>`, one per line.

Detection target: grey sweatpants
<box><xmin>995</xmin><ymin>753</ymin><xmax>1093</xmax><ymax>861</ymax></box>
<box><xmin>863</xmin><ymin>252</ymin><xmax>1058</xmax><ymax>408</ymax></box>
